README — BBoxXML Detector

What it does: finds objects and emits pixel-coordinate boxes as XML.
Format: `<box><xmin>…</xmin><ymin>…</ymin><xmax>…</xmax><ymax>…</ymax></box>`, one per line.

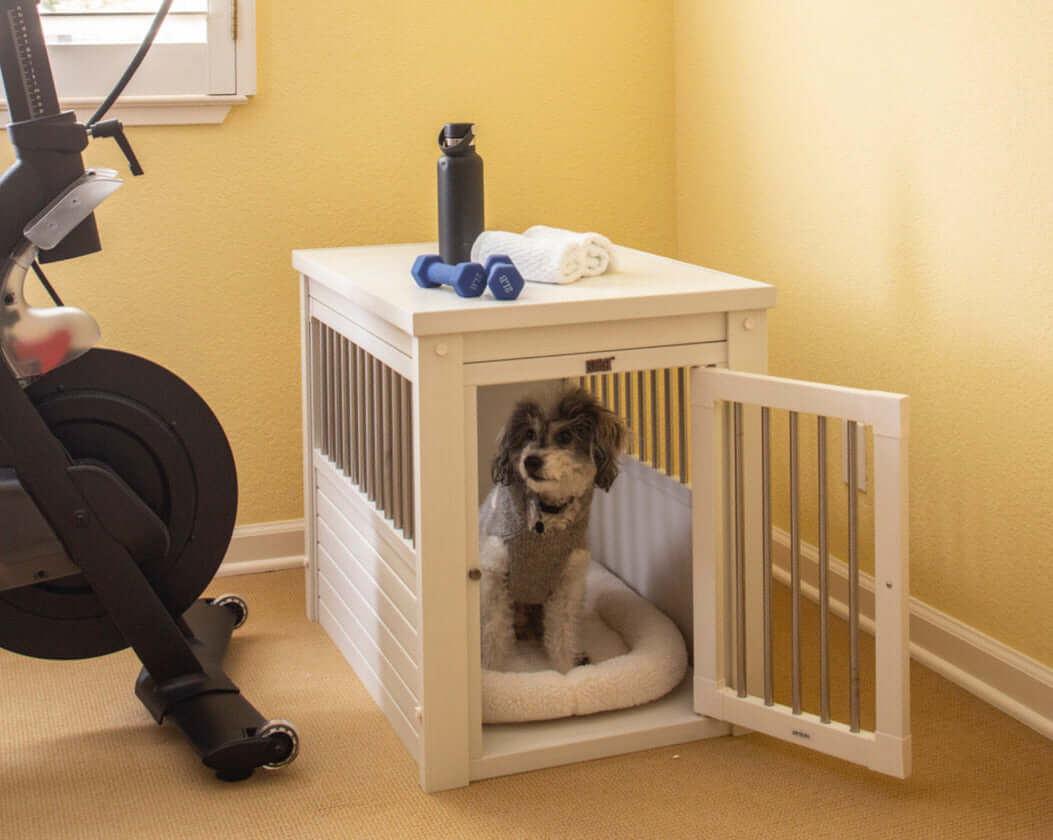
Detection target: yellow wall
<box><xmin>676</xmin><ymin>0</ymin><xmax>1053</xmax><ymax>666</ymax></box>
<box><xmin>9</xmin><ymin>1</ymin><xmax>676</xmax><ymax>524</ymax></box>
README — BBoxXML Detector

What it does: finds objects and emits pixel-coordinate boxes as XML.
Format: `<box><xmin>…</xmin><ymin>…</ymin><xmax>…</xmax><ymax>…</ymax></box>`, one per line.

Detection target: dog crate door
<box><xmin>692</xmin><ymin>367</ymin><xmax>911</xmax><ymax>778</ymax></box>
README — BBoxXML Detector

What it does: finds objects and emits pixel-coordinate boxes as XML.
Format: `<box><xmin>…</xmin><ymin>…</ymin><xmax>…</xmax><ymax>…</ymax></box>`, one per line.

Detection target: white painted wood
<box><xmin>318</xmin><ymin>545</ymin><xmax>419</xmax><ymax>696</ymax></box>
<box><xmin>693</xmin><ymin>367</ymin><xmax>912</xmax><ymax>778</ymax></box>
<box><xmin>412</xmin><ymin>334</ymin><xmax>472</xmax><ymax>792</ymax></box>
<box><xmin>300</xmin><ymin>275</ymin><xmax>319</xmax><ymax>621</ymax></box>
<box><xmin>315</xmin><ymin>462</ymin><xmax>417</xmax><ymax>610</ymax></box>
<box><xmin>233</xmin><ymin>0</ymin><xmax>258</xmax><ymax>95</ymax></box>
<box><xmin>464</xmin><ymin>341</ymin><xmax>726</xmax><ymax>387</ymax></box>
<box><xmin>692</xmin><ymin>368</ymin><xmax>725</xmax><ymax>717</ymax></box>
<box><xmin>292</xmin><ymin>244</ymin><xmax>776</xmax><ymax>338</ymax></box>
<box><xmin>316</xmin><ymin>531</ymin><xmax>418</xmax><ymax>667</ymax></box>
<box><xmin>462</xmin><ymin>312</ymin><xmax>727</xmax><ymax>363</ymax></box>
<box><xmin>725</xmin><ymin>311</ymin><xmax>768</xmax><ymax>699</ymax></box>
<box><xmin>472</xmin><ymin>677</ymin><xmax>729</xmax><ymax>781</ymax></box>
<box><xmin>296</xmin><ymin>243</ymin><xmax>784</xmax><ymax>790</ymax></box>
<box><xmin>216</xmin><ymin>518</ymin><xmax>305</xmax><ymax>577</ymax></box>
<box><xmin>318</xmin><ymin>573</ymin><xmax>418</xmax><ymax>713</ymax></box>
<box><xmin>872</xmin><ymin>429</ymin><xmax>912</xmax><ymax>777</ymax></box>
<box><xmin>206</xmin><ymin>0</ymin><xmax>236</xmax><ymax>94</ymax></box>
<box><xmin>713</xmin><ymin>691</ymin><xmax>883</xmax><ymax>769</ymax></box>
<box><xmin>465</xmin><ymin>386</ymin><xmax>484</xmax><ymax>761</ymax></box>
<box><xmin>0</xmin><ymin>94</ymin><xmax>248</xmax><ymax>126</ymax></box>
<box><xmin>700</xmin><ymin>367</ymin><xmax>908</xmax><ymax>437</ymax></box>
<box><xmin>309</xmin><ymin>283</ymin><xmax>415</xmax><ymax>358</ymax></box>
<box><xmin>318</xmin><ymin>599</ymin><xmax>421</xmax><ymax>763</ymax></box>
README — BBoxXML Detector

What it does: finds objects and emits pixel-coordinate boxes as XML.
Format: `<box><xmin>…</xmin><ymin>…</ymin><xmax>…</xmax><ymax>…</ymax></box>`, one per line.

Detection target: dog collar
<box><xmin>539</xmin><ymin>499</ymin><xmax>571</xmax><ymax>515</ymax></box>
<box><xmin>533</xmin><ymin>497</ymin><xmax>573</xmax><ymax>534</ymax></box>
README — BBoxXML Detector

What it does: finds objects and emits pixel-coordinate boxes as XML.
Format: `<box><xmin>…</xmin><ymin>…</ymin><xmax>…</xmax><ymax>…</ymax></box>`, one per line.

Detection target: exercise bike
<box><xmin>0</xmin><ymin>1</ymin><xmax>298</xmax><ymax>780</ymax></box>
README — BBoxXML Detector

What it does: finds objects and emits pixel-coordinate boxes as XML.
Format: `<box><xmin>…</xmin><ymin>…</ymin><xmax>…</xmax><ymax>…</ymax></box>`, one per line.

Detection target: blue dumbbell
<box><xmin>412</xmin><ymin>255</ymin><xmax>487</xmax><ymax>297</ymax></box>
<box><xmin>483</xmin><ymin>255</ymin><xmax>525</xmax><ymax>300</ymax></box>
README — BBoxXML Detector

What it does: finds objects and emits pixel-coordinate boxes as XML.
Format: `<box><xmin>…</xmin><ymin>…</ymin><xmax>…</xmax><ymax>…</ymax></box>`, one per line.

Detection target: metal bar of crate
<box><xmin>391</xmin><ymin>370</ymin><xmax>403</xmax><ymax>531</ymax></box>
<box><xmin>733</xmin><ymin>401</ymin><xmax>747</xmax><ymax>697</ymax></box>
<box><xmin>381</xmin><ymin>364</ymin><xmax>393</xmax><ymax>517</ymax></box>
<box><xmin>848</xmin><ymin>419</ymin><xmax>861</xmax><ymax>732</ymax></box>
<box><xmin>401</xmin><ymin>376</ymin><xmax>414</xmax><ymax>542</ymax></box>
<box><xmin>372</xmin><ymin>357</ymin><xmax>383</xmax><ymax>505</ymax></box>
<box><xmin>818</xmin><ymin>415</ymin><xmax>831</xmax><ymax>723</ymax></box>
<box><xmin>761</xmin><ymin>405</ymin><xmax>773</xmax><ymax>705</ymax></box>
<box><xmin>790</xmin><ymin>410</ymin><xmax>802</xmax><ymax>715</ymax></box>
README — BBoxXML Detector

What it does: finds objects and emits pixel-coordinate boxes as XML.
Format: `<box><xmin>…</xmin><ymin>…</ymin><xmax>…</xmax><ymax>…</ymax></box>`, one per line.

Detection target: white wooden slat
<box><xmin>412</xmin><ymin>333</ymin><xmax>471</xmax><ymax>792</ymax></box>
<box><xmin>692</xmin><ymin>370</ymin><xmax>724</xmax><ymax>717</ymax></box>
<box><xmin>464</xmin><ymin>384</ymin><xmax>483</xmax><ymax>760</ymax></box>
<box><xmin>317</xmin><ymin>598</ymin><xmax>421</xmax><ymax>760</ymax></box>
<box><xmin>316</xmin><ymin>512</ymin><xmax>418</xmax><ymax>647</ymax></box>
<box><xmin>316</xmin><ymin>532</ymin><xmax>418</xmax><ymax>664</ymax></box>
<box><xmin>315</xmin><ymin>460</ymin><xmax>418</xmax><ymax>605</ymax></box>
<box><xmin>696</xmin><ymin>367</ymin><xmax>908</xmax><ymax>437</ymax></box>
<box><xmin>300</xmin><ymin>282</ymin><xmax>320</xmax><ymax>622</ymax></box>
<box><xmin>872</xmin><ymin>430</ymin><xmax>912</xmax><ymax>777</ymax></box>
<box><xmin>318</xmin><ymin>545</ymin><xmax>419</xmax><ymax>696</ymax></box>
<box><xmin>462</xmin><ymin>311</ymin><xmax>727</xmax><ymax>363</ymax></box>
<box><xmin>463</xmin><ymin>342</ymin><xmax>726</xmax><ymax>387</ymax></box>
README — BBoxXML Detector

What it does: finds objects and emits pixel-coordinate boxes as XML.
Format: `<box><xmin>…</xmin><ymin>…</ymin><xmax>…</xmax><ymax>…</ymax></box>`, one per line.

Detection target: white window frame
<box><xmin>0</xmin><ymin>0</ymin><xmax>255</xmax><ymax>126</ymax></box>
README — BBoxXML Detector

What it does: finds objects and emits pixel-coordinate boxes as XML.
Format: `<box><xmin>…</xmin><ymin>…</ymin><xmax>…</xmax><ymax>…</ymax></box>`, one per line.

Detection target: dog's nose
<box><xmin>523</xmin><ymin>455</ymin><xmax>543</xmax><ymax>476</ymax></box>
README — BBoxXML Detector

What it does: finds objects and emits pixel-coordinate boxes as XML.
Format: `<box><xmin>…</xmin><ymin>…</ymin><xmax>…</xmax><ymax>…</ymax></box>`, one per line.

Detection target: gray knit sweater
<box><xmin>478</xmin><ymin>482</ymin><xmax>592</xmax><ymax>604</ymax></box>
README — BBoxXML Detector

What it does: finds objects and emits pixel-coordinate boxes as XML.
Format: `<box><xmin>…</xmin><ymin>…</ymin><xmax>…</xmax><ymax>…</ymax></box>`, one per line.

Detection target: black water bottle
<box><xmin>437</xmin><ymin>123</ymin><xmax>484</xmax><ymax>265</ymax></box>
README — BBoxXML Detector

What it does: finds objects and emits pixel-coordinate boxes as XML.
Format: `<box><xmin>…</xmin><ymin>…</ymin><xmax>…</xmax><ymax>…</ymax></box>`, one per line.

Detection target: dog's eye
<box><xmin>524</xmin><ymin>428</ymin><xmax>536</xmax><ymax>441</ymax></box>
<box><xmin>555</xmin><ymin>430</ymin><xmax>573</xmax><ymax>446</ymax></box>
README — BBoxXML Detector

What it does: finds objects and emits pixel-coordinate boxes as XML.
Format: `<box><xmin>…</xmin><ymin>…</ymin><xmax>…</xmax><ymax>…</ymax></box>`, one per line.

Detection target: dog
<box><xmin>478</xmin><ymin>387</ymin><xmax>627</xmax><ymax>673</ymax></box>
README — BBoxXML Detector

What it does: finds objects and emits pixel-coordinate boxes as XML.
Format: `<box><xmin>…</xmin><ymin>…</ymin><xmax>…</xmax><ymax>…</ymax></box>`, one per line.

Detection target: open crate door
<box><xmin>692</xmin><ymin>367</ymin><xmax>911</xmax><ymax>778</ymax></box>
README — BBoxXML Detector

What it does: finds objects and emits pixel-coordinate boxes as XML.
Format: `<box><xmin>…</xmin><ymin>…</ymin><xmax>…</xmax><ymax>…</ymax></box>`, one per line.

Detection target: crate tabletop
<box><xmin>293</xmin><ymin>242</ymin><xmax>775</xmax><ymax>337</ymax></box>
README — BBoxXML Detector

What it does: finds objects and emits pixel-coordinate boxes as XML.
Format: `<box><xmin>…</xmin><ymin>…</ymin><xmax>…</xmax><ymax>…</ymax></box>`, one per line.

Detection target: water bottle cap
<box><xmin>439</xmin><ymin>123</ymin><xmax>475</xmax><ymax>153</ymax></box>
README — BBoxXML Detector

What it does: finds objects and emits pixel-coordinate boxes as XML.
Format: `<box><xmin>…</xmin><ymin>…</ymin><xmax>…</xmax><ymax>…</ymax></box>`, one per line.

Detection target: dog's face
<box><xmin>491</xmin><ymin>388</ymin><xmax>628</xmax><ymax>501</ymax></box>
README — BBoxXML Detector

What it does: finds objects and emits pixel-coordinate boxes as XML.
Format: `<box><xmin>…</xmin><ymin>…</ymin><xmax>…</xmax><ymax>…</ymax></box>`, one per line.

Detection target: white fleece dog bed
<box><xmin>482</xmin><ymin>562</ymin><xmax>688</xmax><ymax>724</ymax></box>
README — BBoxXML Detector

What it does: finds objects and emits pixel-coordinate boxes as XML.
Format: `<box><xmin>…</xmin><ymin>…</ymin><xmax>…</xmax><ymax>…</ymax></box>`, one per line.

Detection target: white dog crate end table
<box><xmin>294</xmin><ymin>242</ymin><xmax>911</xmax><ymax>792</ymax></box>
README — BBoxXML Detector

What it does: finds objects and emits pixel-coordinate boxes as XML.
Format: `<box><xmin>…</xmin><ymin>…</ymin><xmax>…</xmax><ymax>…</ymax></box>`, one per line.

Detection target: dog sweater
<box><xmin>478</xmin><ymin>482</ymin><xmax>591</xmax><ymax>604</ymax></box>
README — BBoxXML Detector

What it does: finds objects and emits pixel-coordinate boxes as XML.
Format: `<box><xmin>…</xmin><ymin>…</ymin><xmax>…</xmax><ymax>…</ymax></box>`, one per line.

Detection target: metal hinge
<box><xmin>231</xmin><ymin>0</ymin><xmax>239</xmax><ymax>41</ymax></box>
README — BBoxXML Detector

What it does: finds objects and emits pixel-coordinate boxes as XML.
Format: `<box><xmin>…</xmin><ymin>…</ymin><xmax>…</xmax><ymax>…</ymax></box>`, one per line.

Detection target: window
<box><xmin>1</xmin><ymin>0</ymin><xmax>255</xmax><ymax>125</ymax></box>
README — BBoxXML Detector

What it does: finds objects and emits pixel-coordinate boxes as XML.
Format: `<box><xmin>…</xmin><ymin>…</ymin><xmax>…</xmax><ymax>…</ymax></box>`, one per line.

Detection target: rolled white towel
<box><xmin>471</xmin><ymin>230</ymin><xmax>586</xmax><ymax>285</ymax></box>
<box><xmin>523</xmin><ymin>225</ymin><xmax>616</xmax><ymax>276</ymax></box>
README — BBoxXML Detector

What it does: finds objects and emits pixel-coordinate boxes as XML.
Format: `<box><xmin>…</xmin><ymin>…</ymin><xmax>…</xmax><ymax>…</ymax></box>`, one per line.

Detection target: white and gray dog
<box><xmin>479</xmin><ymin>387</ymin><xmax>627</xmax><ymax>673</ymax></box>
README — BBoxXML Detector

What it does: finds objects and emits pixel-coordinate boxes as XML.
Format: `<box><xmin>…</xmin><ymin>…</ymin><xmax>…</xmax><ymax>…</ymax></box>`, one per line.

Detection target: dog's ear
<box><xmin>592</xmin><ymin>401</ymin><xmax>628</xmax><ymax>491</ymax></box>
<box><xmin>560</xmin><ymin>388</ymin><xmax>628</xmax><ymax>491</ymax></box>
<box><xmin>491</xmin><ymin>422</ymin><xmax>515</xmax><ymax>486</ymax></box>
<box><xmin>491</xmin><ymin>399</ymin><xmax>542</xmax><ymax>486</ymax></box>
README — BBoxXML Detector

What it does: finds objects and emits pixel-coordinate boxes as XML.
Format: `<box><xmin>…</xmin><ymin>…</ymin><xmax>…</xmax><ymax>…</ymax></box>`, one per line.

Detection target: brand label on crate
<box><xmin>585</xmin><ymin>356</ymin><xmax>615</xmax><ymax>373</ymax></box>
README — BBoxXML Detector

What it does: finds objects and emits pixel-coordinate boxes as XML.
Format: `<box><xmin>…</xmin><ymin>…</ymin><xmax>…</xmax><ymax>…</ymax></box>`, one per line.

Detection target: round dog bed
<box><xmin>482</xmin><ymin>562</ymin><xmax>688</xmax><ymax>724</ymax></box>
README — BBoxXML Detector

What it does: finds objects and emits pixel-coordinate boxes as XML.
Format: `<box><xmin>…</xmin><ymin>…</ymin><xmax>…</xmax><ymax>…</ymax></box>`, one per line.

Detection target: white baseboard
<box><xmin>216</xmin><ymin>519</ymin><xmax>306</xmax><ymax>578</ymax></box>
<box><xmin>771</xmin><ymin>527</ymin><xmax>1053</xmax><ymax>741</ymax></box>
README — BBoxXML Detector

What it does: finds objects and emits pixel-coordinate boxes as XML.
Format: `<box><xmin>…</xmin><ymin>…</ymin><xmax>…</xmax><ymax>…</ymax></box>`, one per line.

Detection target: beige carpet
<box><xmin>2</xmin><ymin>568</ymin><xmax>1050</xmax><ymax>840</ymax></box>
